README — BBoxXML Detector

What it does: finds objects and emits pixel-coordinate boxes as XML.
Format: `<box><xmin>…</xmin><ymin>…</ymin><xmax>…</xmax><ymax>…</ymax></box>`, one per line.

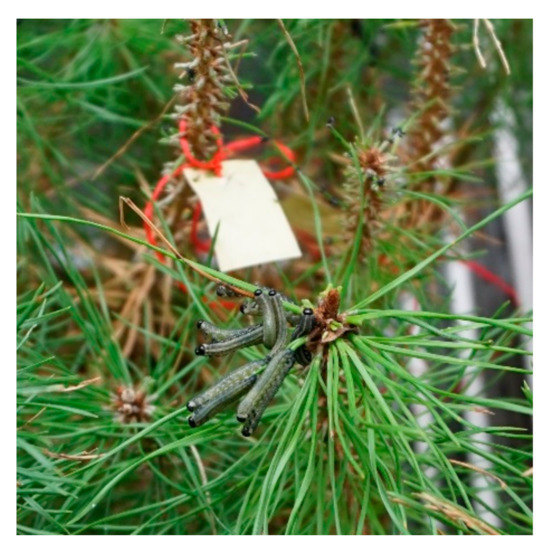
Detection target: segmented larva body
<box><xmin>195</xmin><ymin>325</ymin><xmax>264</xmax><ymax>356</ymax></box>
<box><xmin>291</xmin><ymin>308</ymin><xmax>316</xmax><ymax>366</ymax></box>
<box><xmin>188</xmin><ymin>373</ymin><xmax>258</xmax><ymax>427</ymax></box>
<box><xmin>290</xmin><ymin>308</ymin><xmax>315</xmax><ymax>338</ymax></box>
<box><xmin>285</xmin><ymin>312</ymin><xmax>303</xmax><ymax>326</ymax></box>
<box><xmin>254</xmin><ymin>289</ymin><xmax>278</xmax><ymax>349</ymax></box>
<box><xmin>187</xmin><ymin>358</ymin><xmax>267</xmax><ymax>412</ymax></box>
<box><xmin>268</xmin><ymin>291</ymin><xmax>289</xmax><ymax>356</ymax></box>
<box><xmin>236</xmin><ymin>348</ymin><xmax>295</xmax><ymax>423</ymax></box>
<box><xmin>197</xmin><ymin>320</ymin><xmax>262</xmax><ymax>342</ymax></box>
<box><xmin>239</xmin><ymin>349</ymin><xmax>296</xmax><ymax>436</ymax></box>
<box><xmin>187</xmin><ymin>288</ymin><xmax>313</xmax><ymax>433</ymax></box>
<box><xmin>240</xmin><ymin>290</ymin><xmax>302</xmax><ymax>326</ymax></box>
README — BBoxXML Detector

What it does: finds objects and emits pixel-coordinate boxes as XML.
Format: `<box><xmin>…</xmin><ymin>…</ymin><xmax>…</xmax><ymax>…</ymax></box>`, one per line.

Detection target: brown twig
<box><xmin>92</xmin><ymin>97</ymin><xmax>177</xmax><ymax>181</ymax></box>
<box><xmin>18</xmin><ymin>407</ymin><xmax>46</xmax><ymax>429</ymax></box>
<box><xmin>217</xmin><ymin>37</ymin><xmax>260</xmax><ymax>114</ymax></box>
<box><xmin>56</xmin><ymin>376</ymin><xmax>102</xmax><ymax>392</ymax></box>
<box><xmin>473</xmin><ymin>19</ymin><xmax>486</xmax><ymax>70</ymax></box>
<box><xmin>472</xmin><ymin>19</ymin><xmax>511</xmax><ymax>76</ymax></box>
<box><xmin>482</xmin><ymin>19</ymin><xmax>511</xmax><ymax>76</ymax></box>
<box><xmin>118</xmin><ymin>196</ymin><xmax>254</xmax><ymax>298</ymax></box>
<box><xmin>43</xmin><ymin>449</ymin><xmax>105</xmax><ymax>462</ymax></box>
<box><xmin>277</xmin><ymin>19</ymin><xmax>309</xmax><ymax>122</ymax></box>
<box><xmin>521</xmin><ymin>466</ymin><xmax>533</xmax><ymax>478</ymax></box>
<box><xmin>119</xmin><ymin>196</ymin><xmax>184</xmax><ymax>262</ymax></box>
<box><xmin>190</xmin><ymin>445</ymin><xmax>217</xmax><ymax>534</ymax></box>
<box><xmin>414</xmin><ymin>492</ymin><xmax>500</xmax><ymax>535</ymax></box>
<box><xmin>449</xmin><ymin>458</ymin><xmax>507</xmax><ymax>489</ymax></box>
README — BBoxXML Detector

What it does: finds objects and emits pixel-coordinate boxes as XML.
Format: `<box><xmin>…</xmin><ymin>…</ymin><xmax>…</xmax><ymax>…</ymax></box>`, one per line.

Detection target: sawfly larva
<box><xmin>291</xmin><ymin>308</ymin><xmax>316</xmax><ymax>366</ymax></box>
<box><xmin>236</xmin><ymin>348</ymin><xmax>295</xmax><ymax>424</ymax></box>
<box><xmin>197</xmin><ymin>320</ymin><xmax>262</xmax><ymax>342</ymax></box>
<box><xmin>240</xmin><ymin>349</ymin><xmax>296</xmax><ymax>436</ymax></box>
<box><xmin>188</xmin><ymin>373</ymin><xmax>258</xmax><ymax>427</ymax></box>
<box><xmin>187</xmin><ymin>358</ymin><xmax>267</xmax><ymax>412</ymax></box>
<box><xmin>195</xmin><ymin>325</ymin><xmax>263</xmax><ymax>356</ymax></box>
<box><xmin>270</xmin><ymin>290</ymin><xmax>289</xmax><ymax>356</ymax></box>
<box><xmin>240</xmin><ymin>289</ymin><xmax>301</xmax><ymax>325</ymax></box>
<box><xmin>254</xmin><ymin>289</ymin><xmax>277</xmax><ymax>348</ymax></box>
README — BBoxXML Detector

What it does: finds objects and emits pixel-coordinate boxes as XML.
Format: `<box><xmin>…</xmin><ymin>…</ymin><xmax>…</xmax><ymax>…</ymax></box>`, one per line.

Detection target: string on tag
<box><xmin>143</xmin><ymin>117</ymin><xmax>297</xmax><ymax>308</ymax></box>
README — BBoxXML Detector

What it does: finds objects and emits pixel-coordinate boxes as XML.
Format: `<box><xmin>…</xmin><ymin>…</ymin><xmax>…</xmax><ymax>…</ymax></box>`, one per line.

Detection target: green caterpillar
<box><xmin>187</xmin><ymin>288</ymin><xmax>316</xmax><ymax>435</ymax></box>
<box><xmin>188</xmin><ymin>373</ymin><xmax>258</xmax><ymax>427</ymax></box>
<box><xmin>195</xmin><ymin>325</ymin><xmax>263</xmax><ymax>356</ymax></box>
<box><xmin>187</xmin><ymin>358</ymin><xmax>267</xmax><ymax>413</ymax></box>
<box><xmin>197</xmin><ymin>320</ymin><xmax>262</xmax><ymax>342</ymax></box>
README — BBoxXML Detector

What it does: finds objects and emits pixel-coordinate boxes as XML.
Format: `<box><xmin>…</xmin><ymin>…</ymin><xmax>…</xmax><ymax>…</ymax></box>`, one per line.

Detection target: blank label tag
<box><xmin>184</xmin><ymin>160</ymin><xmax>301</xmax><ymax>272</ymax></box>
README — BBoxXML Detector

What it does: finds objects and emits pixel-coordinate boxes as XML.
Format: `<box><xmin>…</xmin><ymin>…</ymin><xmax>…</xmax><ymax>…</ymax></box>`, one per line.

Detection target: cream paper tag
<box><xmin>184</xmin><ymin>160</ymin><xmax>301</xmax><ymax>272</ymax></box>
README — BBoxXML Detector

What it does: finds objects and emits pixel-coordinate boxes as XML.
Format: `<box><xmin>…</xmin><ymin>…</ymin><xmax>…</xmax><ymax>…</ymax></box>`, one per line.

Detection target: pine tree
<box><xmin>17</xmin><ymin>18</ymin><xmax>532</xmax><ymax>535</ymax></box>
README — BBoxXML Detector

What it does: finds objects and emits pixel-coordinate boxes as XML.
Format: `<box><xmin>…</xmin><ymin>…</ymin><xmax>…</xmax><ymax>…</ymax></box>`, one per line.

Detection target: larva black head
<box><xmin>188</xmin><ymin>416</ymin><xmax>197</xmax><ymax>428</ymax></box>
<box><xmin>392</xmin><ymin>127</ymin><xmax>405</xmax><ymax>138</ymax></box>
<box><xmin>268</xmin><ymin>289</ymin><xmax>277</xmax><ymax>297</ymax></box>
<box><xmin>242</xmin><ymin>427</ymin><xmax>252</xmax><ymax>437</ymax></box>
<box><xmin>239</xmin><ymin>303</ymin><xmax>246</xmax><ymax>314</ymax></box>
<box><xmin>236</xmin><ymin>413</ymin><xmax>247</xmax><ymax>423</ymax></box>
<box><xmin>260</xmin><ymin>135</ymin><xmax>270</xmax><ymax>143</ymax></box>
<box><xmin>303</xmin><ymin>308</ymin><xmax>314</xmax><ymax>315</ymax></box>
<box><xmin>196</xmin><ymin>320</ymin><xmax>204</xmax><ymax>329</ymax></box>
<box><xmin>187</xmin><ymin>400</ymin><xmax>197</xmax><ymax>412</ymax></box>
<box><xmin>195</xmin><ymin>345</ymin><xmax>206</xmax><ymax>356</ymax></box>
<box><xmin>254</xmin><ymin>288</ymin><xmax>263</xmax><ymax>297</ymax></box>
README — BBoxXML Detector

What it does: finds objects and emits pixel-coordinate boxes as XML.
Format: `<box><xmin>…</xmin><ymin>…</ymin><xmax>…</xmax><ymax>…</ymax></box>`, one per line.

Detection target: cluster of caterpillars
<box><xmin>187</xmin><ymin>287</ymin><xmax>315</xmax><ymax>437</ymax></box>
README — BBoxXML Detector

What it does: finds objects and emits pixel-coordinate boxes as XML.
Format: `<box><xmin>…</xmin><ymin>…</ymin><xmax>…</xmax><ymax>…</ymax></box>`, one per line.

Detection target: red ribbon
<box><xmin>461</xmin><ymin>259</ymin><xmax>518</xmax><ymax>307</ymax></box>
